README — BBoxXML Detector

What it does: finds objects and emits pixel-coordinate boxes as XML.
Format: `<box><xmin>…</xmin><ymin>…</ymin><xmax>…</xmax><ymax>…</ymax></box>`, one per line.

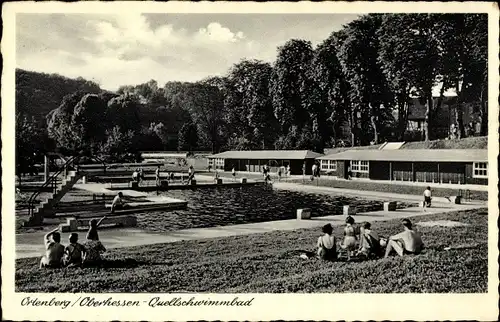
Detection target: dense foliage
<box><xmin>15</xmin><ymin>13</ymin><xmax>488</xmax><ymax>167</ymax></box>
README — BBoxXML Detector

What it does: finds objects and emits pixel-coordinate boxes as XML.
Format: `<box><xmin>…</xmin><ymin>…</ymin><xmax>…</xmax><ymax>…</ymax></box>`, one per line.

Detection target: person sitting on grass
<box><xmin>110</xmin><ymin>192</ymin><xmax>126</xmax><ymax>214</ymax></box>
<box><xmin>423</xmin><ymin>186</ymin><xmax>432</xmax><ymax>211</ymax></box>
<box><xmin>82</xmin><ymin>239</ymin><xmax>107</xmax><ymax>266</ymax></box>
<box><xmin>40</xmin><ymin>228</ymin><xmax>65</xmax><ymax>269</ymax></box>
<box><xmin>340</xmin><ymin>215</ymin><xmax>359</xmax><ymax>259</ymax></box>
<box><xmin>317</xmin><ymin>224</ymin><xmax>337</xmax><ymax>261</ymax></box>
<box><xmin>384</xmin><ymin>218</ymin><xmax>424</xmax><ymax>258</ymax></box>
<box><xmin>86</xmin><ymin>215</ymin><xmax>107</xmax><ymax>241</ymax></box>
<box><xmin>63</xmin><ymin>233</ymin><xmax>86</xmax><ymax>267</ymax></box>
<box><xmin>357</xmin><ymin>222</ymin><xmax>381</xmax><ymax>258</ymax></box>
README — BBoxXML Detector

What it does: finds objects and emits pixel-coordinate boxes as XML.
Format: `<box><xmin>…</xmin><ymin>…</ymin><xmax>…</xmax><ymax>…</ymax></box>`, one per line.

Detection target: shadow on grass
<box><xmin>85</xmin><ymin>258</ymin><xmax>148</xmax><ymax>269</ymax></box>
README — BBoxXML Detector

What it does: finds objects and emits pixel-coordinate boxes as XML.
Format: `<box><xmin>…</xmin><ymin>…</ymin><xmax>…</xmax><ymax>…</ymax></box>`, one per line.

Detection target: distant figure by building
<box><xmin>232</xmin><ymin>167</ymin><xmax>236</xmax><ymax>181</ymax></box>
<box><xmin>384</xmin><ymin>218</ymin><xmax>424</xmax><ymax>257</ymax></box>
<box><xmin>40</xmin><ymin>228</ymin><xmax>65</xmax><ymax>269</ymax></box>
<box><xmin>286</xmin><ymin>164</ymin><xmax>291</xmax><ymax>178</ymax></box>
<box><xmin>208</xmin><ymin>164</ymin><xmax>212</xmax><ymax>172</ymax></box>
<box><xmin>312</xmin><ymin>163</ymin><xmax>317</xmax><ymax>178</ymax></box>
<box><xmin>347</xmin><ymin>166</ymin><xmax>353</xmax><ymax>180</ymax></box>
<box><xmin>302</xmin><ymin>162</ymin><xmax>306</xmax><ymax>176</ymax></box>
<box><xmin>277</xmin><ymin>167</ymin><xmax>282</xmax><ymax>181</ymax></box>
<box><xmin>423</xmin><ymin>186</ymin><xmax>432</xmax><ymax>210</ymax></box>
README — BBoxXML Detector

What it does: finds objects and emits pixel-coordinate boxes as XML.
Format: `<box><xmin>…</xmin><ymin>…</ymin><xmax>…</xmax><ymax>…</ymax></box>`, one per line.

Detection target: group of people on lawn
<box><xmin>40</xmin><ymin>216</ymin><xmax>108</xmax><ymax>269</ymax></box>
<box><xmin>317</xmin><ymin>216</ymin><xmax>424</xmax><ymax>261</ymax></box>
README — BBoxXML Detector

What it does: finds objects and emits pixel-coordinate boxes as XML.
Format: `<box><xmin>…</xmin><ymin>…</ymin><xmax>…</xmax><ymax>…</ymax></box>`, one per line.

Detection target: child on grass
<box><xmin>63</xmin><ymin>233</ymin><xmax>86</xmax><ymax>267</ymax></box>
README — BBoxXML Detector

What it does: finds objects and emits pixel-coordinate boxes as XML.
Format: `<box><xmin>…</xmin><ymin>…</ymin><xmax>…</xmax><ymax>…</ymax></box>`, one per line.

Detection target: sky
<box><xmin>16</xmin><ymin>13</ymin><xmax>358</xmax><ymax>91</ymax></box>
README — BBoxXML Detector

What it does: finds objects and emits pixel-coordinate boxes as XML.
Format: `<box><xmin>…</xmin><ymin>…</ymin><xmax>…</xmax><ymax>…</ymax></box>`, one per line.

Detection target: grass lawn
<box><xmin>401</xmin><ymin>136</ymin><xmax>487</xmax><ymax>149</ymax></box>
<box><xmin>15</xmin><ymin>208</ymin><xmax>488</xmax><ymax>293</ymax></box>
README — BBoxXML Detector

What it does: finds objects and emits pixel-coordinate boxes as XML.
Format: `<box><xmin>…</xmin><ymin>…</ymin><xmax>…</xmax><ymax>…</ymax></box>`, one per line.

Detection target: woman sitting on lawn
<box><xmin>86</xmin><ymin>215</ymin><xmax>107</xmax><ymax>241</ymax></box>
<box><xmin>83</xmin><ymin>217</ymin><xmax>108</xmax><ymax>266</ymax></box>
<box><xmin>341</xmin><ymin>216</ymin><xmax>358</xmax><ymax>257</ymax></box>
<box><xmin>317</xmin><ymin>224</ymin><xmax>337</xmax><ymax>260</ymax></box>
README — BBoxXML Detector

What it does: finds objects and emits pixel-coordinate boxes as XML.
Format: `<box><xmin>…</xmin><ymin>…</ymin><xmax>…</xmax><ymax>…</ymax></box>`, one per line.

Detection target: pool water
<box><xmin>134</xmin><ymin>185</ymin><xmax>403</xmax><ymax>232</ymax></box>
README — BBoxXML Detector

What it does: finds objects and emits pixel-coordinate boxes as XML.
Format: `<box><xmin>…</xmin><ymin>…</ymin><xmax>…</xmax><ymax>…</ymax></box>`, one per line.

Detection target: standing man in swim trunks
<box><xmin>423</xmin><ymin>186</ymin><xmax>432</xmax><ymax>211</ymax></box>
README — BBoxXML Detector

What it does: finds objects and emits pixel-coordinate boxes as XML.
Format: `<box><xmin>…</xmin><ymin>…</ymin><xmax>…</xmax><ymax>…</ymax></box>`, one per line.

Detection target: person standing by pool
<box><xmin>317</xmin><ymin>224</ymin><xmax>337</xmax><ymax>261</ymax></box>
<box><xmin>423</xmin><ymin>186</ymin><xmax>432</xmax><ymax>211</ymax></box>
<box><xmin>155</xmin><ymin>165</ymin><xmax>161</xmax><ymax>187</ymax></box>
<box><xmin>384</xmin><ymin>219</ymin><xmax>424</xmax><ymax>258</ymax></box>
<box><xmin>39</xmin><ymin>227</ymin><xmax>65</xmax><ymax>268</ymax></box>
<box><xmin>132</xmin><ymin>169</ymin><xmax>139</xmax><ymax>183</ymax></box>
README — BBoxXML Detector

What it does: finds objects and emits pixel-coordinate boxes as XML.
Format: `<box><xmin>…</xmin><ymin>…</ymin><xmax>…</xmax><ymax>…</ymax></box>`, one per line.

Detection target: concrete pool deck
<box><xmin>16</xmin><ymin>200</ymin><xmax>485</xmax><ymax>259</ymax></box>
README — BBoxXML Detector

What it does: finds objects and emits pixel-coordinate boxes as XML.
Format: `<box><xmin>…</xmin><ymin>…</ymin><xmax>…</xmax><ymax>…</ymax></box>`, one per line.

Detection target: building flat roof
<box><xmin>209</xmin><ymin>150</ymin><xmax>324</xmax><ymax>160</ymax></box>
<box><xmin>318</xmin><ymin>149</ymin><xmax>488</xmax><ymax>162</ymax></box>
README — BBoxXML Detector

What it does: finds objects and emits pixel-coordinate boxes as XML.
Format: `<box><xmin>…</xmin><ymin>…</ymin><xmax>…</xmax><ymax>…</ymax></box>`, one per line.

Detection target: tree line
<box><xmin>16</xmin><ymin>13</ymin><xmax>488</xmax><ymax>172</ymax></box>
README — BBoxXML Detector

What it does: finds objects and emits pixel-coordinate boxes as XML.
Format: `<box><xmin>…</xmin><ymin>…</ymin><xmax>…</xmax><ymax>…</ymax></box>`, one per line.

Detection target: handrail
<box><xmin>27</xmin><ymin>154</ymin><xmax>109</xmax><ymax>218</ymax></box>
<box><xmin>27</xmin><ymin>155</ymin><xmax>80</xmax><ymax>217</ymax></box>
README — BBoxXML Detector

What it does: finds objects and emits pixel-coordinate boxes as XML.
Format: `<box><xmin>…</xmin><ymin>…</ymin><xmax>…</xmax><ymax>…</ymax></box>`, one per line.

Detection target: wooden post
<box><xmin>411</xmin><ymin>162</ymin><xmax>415</xmax><ymax>182</ymax></box>
<box><xmin>389</xmin><ymin>162</ymin><xmax>392</xmax><ymax>181</ymax></box>
<box><xmin>437</xmin><ymin>163</ymin><xmax>441</xmax><ymax>184</ymax></box>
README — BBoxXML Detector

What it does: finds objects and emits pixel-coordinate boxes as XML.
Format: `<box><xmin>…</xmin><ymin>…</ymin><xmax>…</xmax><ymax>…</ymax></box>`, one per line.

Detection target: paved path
<box><xmin>16</xmin><ymin>201</ymin><xmax>484</xmax><ymax>259</ymax></box>
<box><xmin>272</xmin><ymin>182</ymin><xmax>487</xmax><ymax>204</ymax></box>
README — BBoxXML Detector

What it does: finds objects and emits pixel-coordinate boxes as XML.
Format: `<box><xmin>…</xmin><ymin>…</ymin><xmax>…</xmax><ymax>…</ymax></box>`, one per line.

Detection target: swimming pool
<box><xmin>134</xmin><ymin>185</ymin><xmax>409</xmax><ymax>232</ymax></box>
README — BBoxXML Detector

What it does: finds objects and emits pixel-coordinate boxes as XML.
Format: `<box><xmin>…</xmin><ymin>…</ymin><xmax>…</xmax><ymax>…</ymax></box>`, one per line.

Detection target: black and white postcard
<box><xmin>2</xmin><ymin>1</ymin><xmax>499</xmax><ymax>321</ymax></box>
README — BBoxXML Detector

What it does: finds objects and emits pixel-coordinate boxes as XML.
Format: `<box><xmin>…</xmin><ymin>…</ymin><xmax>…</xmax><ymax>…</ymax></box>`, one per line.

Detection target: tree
<box><xmin>378</xmin><ymin>14</ymin><xmax>442</xmax><ymax>141</ymax></box>
<box><xmin>438</xmin><ymin>14</ymin><xmax>488</xmax><ymax>138</ymax></box>
<box><xmin>173</xmin><ymin>80</ymin><xmax>225</xmax><ymax>153</ymax></box>
<box><xmin>47</xmin><ymin>92</ymin><xmax>107</xmax><ymax>155</ymax></box>
<box><xmin>178</xmin><ymin>121</ymin><xmax>199</xmax><ymax>152</ymax></box>
<box><xmin>107</xmin><ymin>94</ymin><xmax>141</xmax><ymax>134</ymax></box>
<box><xmin>99</xmin><ymin>126</ymin><xmax>136</xmax><ymax>163</ymax></box>
<box><xmin>224</xmin><ymin>59</ymin><xmax>277</xmax><ymax>149</ymax></box>
<box><xmin>16</xmin><ymin>114</ymin><xmax>47</xmax><ymax>182</ymax></box>
<box><xmin>337</xmin><ymin>14</ymin><xmax>392</xmax><ymax>145</ymax></box>
<box><xmin>312</xmin><ymin>32</ymin><xmax>351</xmax><ymax>147</ymax></box>
<box><xmin>270</xmin><ymin>39</ymin><xmax>315</xmax><ymax>136</ymax></box>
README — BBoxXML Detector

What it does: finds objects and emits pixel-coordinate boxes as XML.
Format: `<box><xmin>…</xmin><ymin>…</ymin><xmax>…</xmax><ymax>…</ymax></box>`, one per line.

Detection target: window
<box><xmin>321</xmin><ymin>160</ymin><xmax>329</xmax><ymax>170</ymax></box>
<box><xmin>351</xmin><ymin>160</ymin><xmax>369</xmax><ymax>173</ymax></box>
<box><xmin>208</xmin><ymin>159</ymin><xmax>214</xmax><ymax>166</ymax></box>
<box><xmin>329</xmin><ymin>160</ymin><xmax>337</xmax><ymax>171</ymax></box>
<box><xmin>473</xmin><ymin>162</ymin><xmax>488</xmax><ymax>178</ymax></box>
<box><xmin>320</xmin><ymin>160</ymin><xmax>337</xmax><ymax>171</ymax></box>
